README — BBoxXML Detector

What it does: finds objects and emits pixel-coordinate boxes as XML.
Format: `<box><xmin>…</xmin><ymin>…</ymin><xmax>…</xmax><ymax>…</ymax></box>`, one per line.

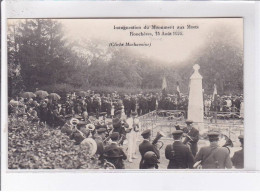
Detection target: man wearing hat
<box><xmin>165</xmin><ymin>130</ymin><xmax>194</xmax><ymax>169</ymax></box>
<box><xmin>103</xmin><ymin>132</ymin><xmax>127</xmax><ymax>169</ymax></box>
<box><xmin>194</xmin><ymin>131</ymin><xmax>232</xmax><ymax>169</ymax></box>
<box><xmin>93</xmin><ymin>95</ymin><xmax>101</xmax><ymax>119</ymax></box>
<box><xmin>231</xmin><ymin>135</ymin><xmax>244</xmax><ymax>169</ymax></box>
<box><xmin>130</xmin><ymin>96</ymin><xmax>137</xmax><ymax>114</ymax></box>
<box><xmin>112</xmin><ymin>110</ymin><xmax>129</xmax><ymax>145</ymax></box>
<box><xmin>94</xmin><ymin>128</ymin><xmax>107</xmax><ymax>160</ymax></box>
<box><xmin>139</xmin><ymin>129</ymin><xmax>160</xmax><ymax>169</ymax></box>
<box><xmin>182</xmin><ymin>120</ymin><xmax>199</xmax><ymax>157</ymax></box>
<box><xmin>123</xmin><ymin>95</ymin><xmax>131</xmax><ymax>117</ymax></box>
<box><xmin>126</xmin><ymin>112</ymin><xmax>140</xmax><ymax>162</ymax></box>
<box><xmin>142</xmin><ymin>151</ymin><xmax>160</xmax><ymax>169</ymax></box>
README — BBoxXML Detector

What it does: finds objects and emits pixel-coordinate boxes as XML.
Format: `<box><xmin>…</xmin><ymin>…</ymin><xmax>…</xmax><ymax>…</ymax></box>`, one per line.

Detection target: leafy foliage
<box><xmin>8</xmin><ymin>115</ymin><xmax>101</xmax><ymax>169</ymax></box>
<box><xmin>8</xmin><ymin>19</ymin><xmax>243</xmax><ymax>97</ymax></box>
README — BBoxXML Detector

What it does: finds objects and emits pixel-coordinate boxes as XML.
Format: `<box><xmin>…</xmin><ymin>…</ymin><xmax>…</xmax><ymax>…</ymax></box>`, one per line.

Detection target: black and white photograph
<box><xmin>7</xmin><ymin>18</ymin><xmax>244</xmax><ymax>170</ymax></box>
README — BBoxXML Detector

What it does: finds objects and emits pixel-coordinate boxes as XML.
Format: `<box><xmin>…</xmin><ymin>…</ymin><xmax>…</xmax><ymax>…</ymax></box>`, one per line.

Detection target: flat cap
<box><xmin>172</xmin><ymin>130</ymin><xmax>183</xmax><ymax>136</ymax></box>
<box><xmin>141</xmin><ymin>129</ymin><xmax>151</xmax><ymax>136</ymax></box>
<box><xmin>238</xmin><ymin>134</ymin><xmax>244</xmax><ymax>139</ymax></box>
<box><xmin>185</xmin><ymin>120</ymin><xmax>193</xmax><ymax>124</ymax></box>
<box><xmin>96</xmin><ymin>128</ymin><xmax>107</xmax><ymax>134</ymax></box>
<box><xmin>207</xmin><ymin>131</ymin><xmax>220</xmax><ymax>137</ymax></box>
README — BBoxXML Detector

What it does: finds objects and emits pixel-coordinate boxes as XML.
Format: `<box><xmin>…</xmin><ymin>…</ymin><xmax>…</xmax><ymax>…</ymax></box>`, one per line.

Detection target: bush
<box><xmin>8</xmin><ymin>115</ymin><xmax>101</xmax><ymax>169</ymax></box>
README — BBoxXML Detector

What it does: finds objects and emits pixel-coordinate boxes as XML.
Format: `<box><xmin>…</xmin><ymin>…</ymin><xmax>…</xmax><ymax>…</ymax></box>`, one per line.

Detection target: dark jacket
<box><xmin>103</xmin><ymin>142</ymin><xmax>127</xmax><ymax>169</ymax></box>
<box><xmin>194</xmin><ymin>142</ymin><xmax>232</xmax><ymax>169</ymax></box>
<box><xmin>182</xmin><ymin>126</ymin><xmax>199</xmax><ymax>156</ymax></box>
<box><xmin>165</xmin><ymin>141</ymin><xmax>194</xmax><ymax>169</ymax></box>
<box><xmin>231</xmin><ymin>149</ymin><xmax>244</xmax><ymax>169</ymax></box>
<box><xmin>139</xmin><ymin>140</ymin><xmax>160</xmax><ymax>169</ymax></box>
<box><xmin>69</xmin><ymin>131</ymin><xmax>85</xmax><ymax>145</ymax></box>
<box><xmin>112</xmin><ymin>118</ymin><xmax>128</xmax><ymax>136</ymax></box>
<box><xmin>94</xmin><ymin>136</ymin><xmax>104</xmax><ymax>160</ymax></box>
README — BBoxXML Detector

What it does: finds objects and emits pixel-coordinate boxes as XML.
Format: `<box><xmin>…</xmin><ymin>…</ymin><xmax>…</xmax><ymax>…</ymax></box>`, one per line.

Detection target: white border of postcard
<box><xmin>1</xmin><ymin>0</ymin><xmax>260</xmax><ymax>190</ymax></box>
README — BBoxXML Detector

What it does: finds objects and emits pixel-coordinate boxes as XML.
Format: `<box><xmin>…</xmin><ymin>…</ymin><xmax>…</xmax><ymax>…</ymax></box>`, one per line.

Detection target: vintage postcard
<box><xmin>7</xmin><ymin>18</ymin><xmax>244</xmax><ymax>170</ymax></box>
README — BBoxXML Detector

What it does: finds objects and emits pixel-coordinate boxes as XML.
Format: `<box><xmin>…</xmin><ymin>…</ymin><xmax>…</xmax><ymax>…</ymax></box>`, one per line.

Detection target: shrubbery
<box><xmin>8</xmin><ymin>115</ymin><xmax>101</xmax><ymax>169</ymax></box>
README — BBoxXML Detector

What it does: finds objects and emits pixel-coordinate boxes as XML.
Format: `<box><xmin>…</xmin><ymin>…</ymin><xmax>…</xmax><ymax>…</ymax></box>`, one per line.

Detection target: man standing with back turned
<box><xmin>139</xmin><ymin>129</ymin><xmax>160</xmax><ymax>169</ymax></box>
<box><xmin>231</xmin><ymin>134</ymin><xmax>244</xmax><ymax>169</ymax></box>
<box><xmin>182</xmin><ymin>120</ymin><xmax>199</xmax><ymax>157</ymax></box>
<box><xmin>194</xmin><ymin>131</ymin><xmax>232</xmax><ymax>169</ymax></box>
<box><xmin>165</xmin><ymin>130</ymin><xmax>194</xmax><ymax>169</ymax></box>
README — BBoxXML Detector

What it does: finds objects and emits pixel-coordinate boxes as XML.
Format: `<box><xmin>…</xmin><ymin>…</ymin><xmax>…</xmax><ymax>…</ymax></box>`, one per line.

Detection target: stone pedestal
<box><xmin>188</xmin><ymin>64</ymin><xmax>204</xmax><ymax>131</ymax></box>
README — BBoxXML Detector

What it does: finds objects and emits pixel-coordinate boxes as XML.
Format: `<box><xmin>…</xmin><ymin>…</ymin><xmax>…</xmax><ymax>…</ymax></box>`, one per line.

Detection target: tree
<box><xmin>194</xmin><ymin>26</ymin><xmax>243</xmax><ymax>95</ymax></box>
<box><xmin>8</xmin><ymin>19</ymin><xmax>75</xmax><ymax>94</ymax></box>
<box><xmin>176</xmin><ymin>25</ymin><xmax>243</xmax><ymax>95</ymax></box>
<box><xmin>8</xmin><ymin>19</ymin><xmax>243</xmax><ymax>96</ymax></box>
<box><xmin>8</xmin><ymin>23</ymin><xmax>25</xmax><ymax>97</ymax></box>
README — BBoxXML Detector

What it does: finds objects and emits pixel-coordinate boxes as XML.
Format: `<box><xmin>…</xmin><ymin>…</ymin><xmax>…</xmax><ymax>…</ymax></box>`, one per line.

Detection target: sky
<box><xmin>61</xmin><ymin>18</ymin><xmax>243</xmax><ymax>64</ymax></box>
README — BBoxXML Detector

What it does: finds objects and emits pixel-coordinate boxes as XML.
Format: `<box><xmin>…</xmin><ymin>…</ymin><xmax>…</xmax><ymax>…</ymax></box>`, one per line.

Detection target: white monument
<box><xmin>188</xmin><ymin>64</ymin><xmax>204</xmax><ymax>131</ymax></box>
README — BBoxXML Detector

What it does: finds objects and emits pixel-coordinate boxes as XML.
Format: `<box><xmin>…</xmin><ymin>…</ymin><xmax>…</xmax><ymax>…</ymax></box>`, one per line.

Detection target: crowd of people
<box><xmin>204</xmin><ymin>94</ymin><xmax>244</xmax><ymax>118</ymax></box>
<box><xmin>104</xmin><ymin>119</ymin><xmax>243</xmax><ymax>170</ymax></box>
<box><xmin>8</xmin><ymin>89</ymin><xmax>244</xmax><ymax>170</ymax></box>
<box><xmin>8</xmin><ymin>90</ymin><xmax>244</xmax><ymax>127</ymax></box>
<box><xmin>9</xmin><ymin>91</ymin><xmax>159</xmax><ymax>126</ymax></box>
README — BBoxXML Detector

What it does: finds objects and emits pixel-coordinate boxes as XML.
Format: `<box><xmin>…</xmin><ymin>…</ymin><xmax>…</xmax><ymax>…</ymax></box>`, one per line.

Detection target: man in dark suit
<box><xmin>103</xmin><ymin>132</ymin><xmax>127</xmax><ymax>169</ymax></box>
<box><xmin>139</xmin><ymin>129</ymin><xmax>160</xmax><ymax>169</ymax></box>
<box><xmin>165</xmin><ymin>130</ymin><xmax>194</xmax><ymax>169</ymax></box>
<box><xmin>112</xmin><ymin>110</ymin><xmax>129</xmax><ymax>145</ymax></box>
<box><xmin>194</xmin><ymin>131</ymin><xmax>232</xmax><ymax>169</ymax></box>
<box><xmin>123</xmin><ymin>95</ymin><xmax>131</xmax><ymax>117</ymax></box>
<box><xmin>182</xmin><ymin>120</ymin><xmax>199</xmax><ymax>157</ymax></box>
<box><xmin>94</xmin><ymin>128</ymin><xmax>107</xmax><ymax>161</ymax></box>
<box><xmin>130</xmin><ymin>96</ymin><xmax>137</xmax><ymax>113</ymax></box>
<box><xmin>231</xmin><ymin>135</ymin><xmax>244</xmax><ymax>169</ymax></box>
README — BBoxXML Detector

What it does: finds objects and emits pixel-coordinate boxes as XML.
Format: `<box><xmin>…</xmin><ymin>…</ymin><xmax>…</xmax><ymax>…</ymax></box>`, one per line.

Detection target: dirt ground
<box><xmin>122</xmin><ymin>135</ymin><xmax>242</xmax><ymax>169</ymax></box>
<box><xmin>102</xmin><ymin>116</ymin><xmax>243</xmax><ymax>169</ymax></box>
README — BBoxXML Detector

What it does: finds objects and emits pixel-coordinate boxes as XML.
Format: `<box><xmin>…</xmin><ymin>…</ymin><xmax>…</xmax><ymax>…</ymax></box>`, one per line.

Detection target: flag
<box><xmin>162</xmin><ymin>76</ymin><xmax>167</xmax><ymax>90</ymax></box>
<box><xmin>213</xmin><ymin>84</ymin><xmax>217</xmax><ymax>100</ymax></box>
<box><xmin>176</xmin><ymin>82</ymin><xmax>180</xmax><ymax>93</ymax></box>
<box><xmin>176</xmin><ymin>81</ymin><xmax>181</xmax><ymax>100</ymax></box>
<box><xmin>162</xmin><ymin>76</ymin><xmax>167</xmax><ymax>97</ymax></box>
